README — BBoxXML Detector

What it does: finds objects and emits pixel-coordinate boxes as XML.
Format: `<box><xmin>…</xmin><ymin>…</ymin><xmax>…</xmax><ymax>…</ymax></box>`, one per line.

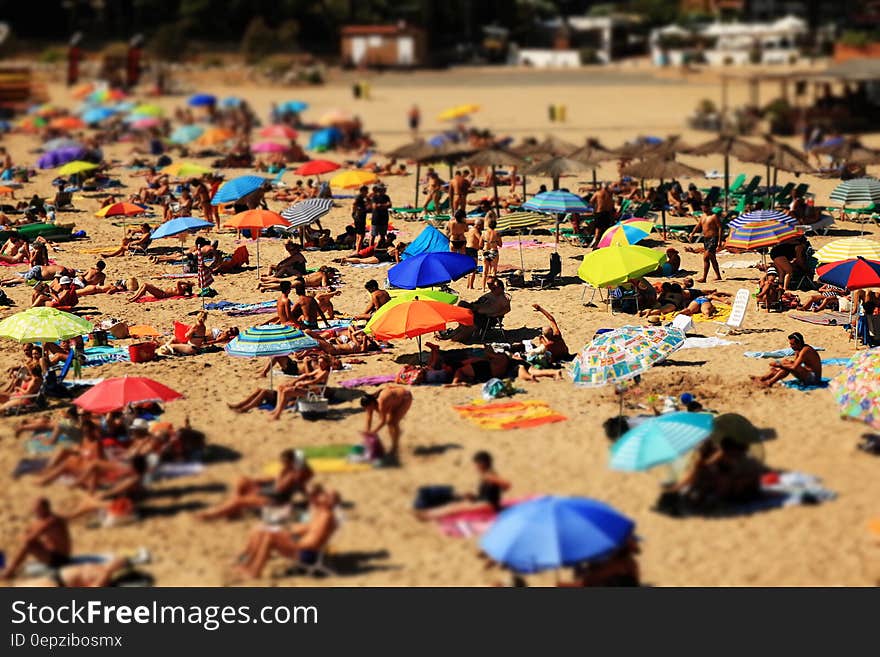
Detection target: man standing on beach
<box><xmin>589</xmin><ymin>184</ymin><xmax>615</xmax><ymax>249</ymax></box>
<box><xmin>690</xmin><ymin>205</ymin><xmax>723</xmax><ymax>283</ymax></box>
<box><xmin>190</xmin><ymin>178</ymin><xmax>217</xmax><ymax>230</ymax></box>
<box><xmin>369</xmin><ymin>184</ymin><xmax>391</xmax><ymax>246</ymax></box>
<box><xmin>450</xmin><ymin>170</ymin><xmax>470</xmax><ymax>213</ymax></box>
<box><xmin>351</xmin><ymin>185</ymin><xmax>369</xmax><ymax>252</ymax></box>
<box><xmin>753</xmin><ymin>332</ymin><xmax>822</xmax><ymax>388</ymax></box>
<box><xmin>408</xmin><ymin>105</ymin><xmax>420</xmax><ymax>137</ymax></box>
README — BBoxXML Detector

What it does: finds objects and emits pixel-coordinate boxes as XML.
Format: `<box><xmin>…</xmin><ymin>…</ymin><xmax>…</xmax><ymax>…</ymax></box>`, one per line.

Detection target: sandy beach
<box><xmin>1</xmin><ymin>66</ymin><xmax>878</xmax><ymax>587</ymax></box>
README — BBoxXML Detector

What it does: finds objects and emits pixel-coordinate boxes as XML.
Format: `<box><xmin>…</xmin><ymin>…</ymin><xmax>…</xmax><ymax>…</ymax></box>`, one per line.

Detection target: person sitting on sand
<box><xmin>531</xmin><ymin>304</ymin><xmax>571</xmax><ymax>363</ymax></box>
<box><xmin>1</xmin><ymin>498</ymin><xmax>71</xmax><ymax>579</ymax></box>
<box><xmin>352</xmin><ymin>279</ymin><xmax>391</xmax><ymax>321</ymax></box>
<box><xmin>291</xmin><ymin>281</ymin><xmax>330</xmax><ymax>330</ymax></box>
<box><xmin>798</xmin><ymin>284</ymin><xmax>847</xmax><ymax>312</ymax></box>
<box><xmin>31</xmin><ymin>276</ymin><xmax>78</xmax><ymax>308</ymax></box>
<box><xmin>101</xmin><ymin>223</ymin><xmax>152</xmax><ymax>257</ymax></box>
<box><xmin>752</xmin><ymin>332</ymin><xmax>822</xmax><ymax>388</ymax></box>
<box><xmin>361</xmin><ymin>384</ymin><xmax>413</xmax><ymax>461</ymax></box>
<box><xmin>416</xmin><ymin>451</ymin><xmax>510</xmax><ymax>520</ymax></box>
<box><xmin>234</xmin><ymin>487</ymin><xmax>340</xmax><ymax>579</ymax></box>
<box><xmin>197</xmin><ymin>449</ymin><xmax>313</xmax><ymax>521</ymax></box>
<box><xmin>127</xmin><ymin>280</ymin><xmax>194</xmax><ymax>303</ymax></box>
<box><xmin>0</xmin><ymin>235</ymin><xmax>29</xmax><ymax>264</ymax></box>
<box><xmin>756</xmin><ymin>270</ymin><xmax>783</xmax><ymax>311</ymax></box>
<box><xmin>227</xmin><ymin>356</ymin><xmax>332</xmax><ymax>421</ymax></box>
<box><xmin>268</xmin><ymin>240</ymin><xmax>307</xmax><ymax>277</ymax></box>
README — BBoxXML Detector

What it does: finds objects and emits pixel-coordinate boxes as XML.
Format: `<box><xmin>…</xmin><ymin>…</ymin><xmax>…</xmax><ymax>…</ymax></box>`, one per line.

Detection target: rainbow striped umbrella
<box><xmin>597</xmin><ymin>219</ymin><xmax>655</xmax><ymax>248</ymax></box>
<box><xmin>728</xmin><ymin>209</ymin><xmax>796</xmax><ymax>229</ymax></box>
<box><xmin>830</xmin><ymin>348</ymin><xmax>880</xmax><ymax>430</ymax></box>
<box><xmin>725</xmin><ymin>219</ymin><xmax>800</xmax><ymax>251</ymax></box>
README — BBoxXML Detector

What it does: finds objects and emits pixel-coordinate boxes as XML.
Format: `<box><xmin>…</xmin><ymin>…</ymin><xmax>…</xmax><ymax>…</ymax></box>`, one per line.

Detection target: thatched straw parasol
<box><xmin>622</xmin><ymin>157</ymin><xmax>706</xmax><ymax>238</ymax></box>
<box><xmin>687</xmin><ymin>134</ymin><xmax>761</xmax><ymax>210</ymax></box>
<box><xmin>460</xmin><ymin>148</ymin><xmax>528</xmax><ymax>212</ymax></box>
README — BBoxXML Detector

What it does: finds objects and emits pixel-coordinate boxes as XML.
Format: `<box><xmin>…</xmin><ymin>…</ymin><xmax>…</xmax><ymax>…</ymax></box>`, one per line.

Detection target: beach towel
<box><xmin>25</xmin><ymin>434</ymin><xmax>75</xmax><ymax>455</ymax></box>
<box><xmin>720</xmin><ymin>260</ymin><xmax>759</xmax><ymax>269</ymax></box>
<box><xmin>206</xmin><ymin>300</ymin><xmax>275</xmax><ymax>316</ymax></box>
<box><xmin>453</xmin><ymin>400</ymin><xmax>567</xmax><ymax>431</ymax></box>
<box><xmin>157</xmin><ymin>273</ymin><xmax>198</xmax><ymax>279</ymax></box>
<box><xmin>500</xmin><ymin>240</ymin><xmax>550</xmax><ymax>250</ymax></box>
<box><xmin>680</xmin><ymin>337</ymin><xmax>741</xmax><ymax>349</ymax></box>
<box><xmin>781</xmin><ymin>378</ymin><xmax>830</xmax><ymax>391</ymax></box>
<box><xmin>339</xmin><ymin>374</ymin><xmax>397</xmax><ymax>388</ymax></box>
<box><xmin>12</xmin><ymin>458</ymin><xmax>47</xmax><ymax>478</ymax></box>
<box><xmin>660</xmin><ymin>304</ymin><xmax>732</xmax><ymax>325</ymax></box>
<box><xmin>821</xmin><ymin>357</ymin><xmax>851</xmax><ymax>366</ymax></box>
<box><xmin>152</xmin><ymin>462</ymin><xmax>205</xmax><ymax>480</ymax></box>
<box><xmin>264</xmin><ymin>458</ymin><xmax>372</xmax><ymax>476</ymax></box>
<box><xmin>0</xmin><ymin>259</ymin><xmax>55</xmax><ymax>268</ymax></box>
<box><xmin>743</xmin><ymin>347</ymin><xmax>825</xmax><ymax>358</ymax></box>
<box><xmin>133</xmin><ymin>294</ymin><xmax>192</xmax><ymax>303</ymax></box>
<box><xmin>302</xmin><ymin>445</ymin><xmax>357</xmax><ymax>459</ymax></box>
<box><xmin>436</xmin><ymin>497</ymin><xmax>536</xmax><ymax>538</ymax></box>
<box><xmin>345</xmin><ymin>262</ymin><xmax>392</xmax><ymax>269</ymax></box>
<box><xmin>82</xmin><ymin>345</ymin><xmax>130</xmax><ymax>366</ymax></box>
<box><xmin>789</xmin><ymin>311</ymin><xmax>850</xmax><ymax>326</ymax></box>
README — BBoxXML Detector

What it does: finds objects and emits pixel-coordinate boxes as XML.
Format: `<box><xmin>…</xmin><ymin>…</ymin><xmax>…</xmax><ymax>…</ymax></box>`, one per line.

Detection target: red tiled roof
<box><xmin>340</xmin><ymin>24</ymin><xmax>420</xmax><ymax>36</ymax></box>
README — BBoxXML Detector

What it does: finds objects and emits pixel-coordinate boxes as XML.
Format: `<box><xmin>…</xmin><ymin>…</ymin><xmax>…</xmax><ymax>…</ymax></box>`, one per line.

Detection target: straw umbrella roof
<box><xmin>414</xmin><ymin>141</ymin><xmax>476</xmax><ymax>164</ymax></box>
<box><xmin>646</xmin><ymin>135</ymin><xmax>695</xmax><ymax>159</ymax></box>
<box><xmin>459</xmin><ymin>147</ymin><xmax>527</xmax><ymax>169</ymax></box>
<box><xmin>687</xmin><ymin>134</ymin><xmax>761</xmax><ymax>160</ymax></box>
<box><xmin>739</xmin><ymin>137</ymin><xmax>815</xmax><ymax>174</ymax></box>
<box><xmin>622</xmin><ymin>157</ymin><xmax>705</xmax><ymax>180</ymax></box>
<box><xmin>525</xmin><ymin>156</ymin><xmax>594</xmax><ymax>178</ymax></box>
<box><xmin>568</xmin><ymin>139</ymin><xmax>618</xmax><ymax>166</ymax></box>
<box><xmin>515</xmin><ymin>134</ymin><xmax>578</xmax><ymax>159</ymax></box>
<box><xmin>386</xmin><ymin>139</ymin><xmax>437</xmax><ymax>161</ymax></box>
<box><xmin>811</xmin><ymin>139</ymin><xmax>880</xmax><ymax>166</ymax></box>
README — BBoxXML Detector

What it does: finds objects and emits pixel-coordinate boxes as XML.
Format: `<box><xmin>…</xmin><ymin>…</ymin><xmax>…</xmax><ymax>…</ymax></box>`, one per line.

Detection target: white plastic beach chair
<box><xmin>716</xmin><ymin>288</ymin><xmax>750</xmax><ymax>335</ymax></box>
<box><xmin>802</xmin><ymin>214</ymin><xmax>835</xmax><ymax>236</ymax></box>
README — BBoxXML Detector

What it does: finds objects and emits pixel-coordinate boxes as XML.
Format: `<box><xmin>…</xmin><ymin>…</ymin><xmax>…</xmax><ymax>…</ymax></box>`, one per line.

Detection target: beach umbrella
<box><xmin>687</xmin><ymin>134</ymin><xmax>760</xmax><ymax>210</ymax></box>
<box><xmin>225</xmin><ymin>209</ymin><xmax>289</xmax><ymax>274</ymax></box>
<box><xmin>567</xmin><ymin>138</ymin><xmax>618</xmax><ymax>193</ymax></box>
<box><xmin>364</xmin><ymin>289</ymin><xmax>459</xmax><ymax>335</ymax></box>
<box><xmin>188</xmin><ymin>93</ymin><xmax>216</xmax><ymax>107</ymax></box>
<box><xmin>37</xmin><ymin>147</ymin><xmax>86</xmax><ymax>169</ymax></box>
<box><xmin>294</xmin><ymin>160</ymin><xmax>340</xmax><ymax>176</ymax></box>
<box><xmin>72</xmin><ymin>83</ymin><xmax>95</xmax><ymax>99</ymax></box>
<box><xmin>830</xmin><ymin>348</ymin><xmax>880</xmax><ymax>430</ymax></box>
<box><xmin>330</xmin><ymin>170</ymin><xmax>378</xmax><ymax>189</ymax></box>
<box><xmin>73</xmin><ymin>377</ymin><xmax>182</xmax><ymax>414</ymax></box>
<box><xmin>49</xmin><ymin>116</ymin><xmax>85</xmax><ymax>131</ymax></box>
<box><xmin>279</xmin><ymin>100</ymin><xmax>308</xmax><ymax>114</ymax></box>
<box><xmin>570</xmin><ymin>325</ymin><xmax>685</xmax><ymax>416</ymax></box>
<box><xmin>220</xmin><ymin>96</ymin><xmax>243</xmax><ymax>109</ymax></box>
<box><xmin>597</xmin><ymin>219</ymin><xmax>655</xmax><ymax>248</ymax></box>
<box><xmin>0</xmin><ymin>186</ymin><xmax>14</xmax><ymax>197</ymax></box>
<box><xmin>211</xmin><ymin>175</ymin><xmax>268</xmax><ymax>205</ymax></box>
<box><xmin>0</xmin><ymin>307</ymin><xmax>93</xmax><ymax>343</ymax></box>
<box><xmin>817</xmin><ymin>257</ymin><xmax>880</xmax><ymax>290</ymax></box>
<box><xmin>523</xmin><ymin>190</ymin><xmax>591</xmax><ymax>251</ymax></box>
<box><xmin>829</xmin><ymin>178</ymin><xmax>880</xmax><ymax>206</ymax></box>
<box><xmin>367</xmin><ymin>298</ymin><xmax>473</xmax><ymax>363</ymax></box>
<box><xmin>460</xmin><ymin>148</ymin><xmax>527</xmax><ymax>214</ymax></box>
<box><xmin>131</xmin><ymin>104</ymin><xmax>163</xmax><ymax>117</ymax></box>
<box><xmin>388</xmin><ymin>252</ymin><xmax>476</xmax><ymax>289</ymax></box>
<box><xmin>645</xmin><ymin>135</ymin><xmax>695</xmax><ymax>160</ymax></box>
<box><xmin>725</xmin><ymin>219</ymin><xmax>800</xmax><ymax>251</ymax></box>
<box><xmin>169</xmin><ymin>125</ymin><xmax>204</xmax><ymax>145</ymax></box>
<box><xmin>259</xmin><ymin>124</ymin><xmax>298</xmax><ymax>140</ymax></box>
<box><xmin>57</xmin><ymin>160</ymin><xmax>98</xmax><ymax>177</ymax></box>
<box><xmin>610</xmin><ymin>412</ymin><xmax>714</xmax><ymax>471</ymax></box>
<box><xmin>150</xmin><ymin>216</ymin><xmax>214</xmax><ymax>240</ymax></box>
<box><xmin>577</xmin><ymin>245</ymin><xmax>665</xmax><ymax>289</ymax></box>
<box><xmin>622</xmin><ymin>157</ymin><xmax>706</xmax><ymax>238</ymax></box>
<box><xmin>493</xmin><ymin>211</ymin><xmax>551</xmax><ymax>272</ymax></box>
<box><xmin>195</xmin><ymin>127</ymin><xmax>235</xmax><ymax>147</ymax></box>
<box><xmin>480</xmin><ymin>496</ymin><xmax>635</xmax><ymax>574</ymax></box>
<box><xmin>386</xmin><ymin>140</ymin><xmax>437</xmax><ymax>206</ymax></box>
<box><xmin>159</xmin><ymin>161</ymin><xmax>212</xmax><ymax>178</ymax></box>
<box><xmin>813</xmin><ymin>139</ymin><xmax>880</xmax><ymax>166</ymax></box>
<box><xmin>129</xmin><ymin>117</ymin><xmax>161</xmax><ymax>130</ymax></box>
<box><xmin>225</xmin><ymin>324</ymin><xmax>319</xmax><ymax>388</ymax></box>
<box><xmin>613</xmin><ymin>138</ymin><xmax>660</xmax><ymax>160</ymax></box>
<box><xmin>437</xmin><ymin>104</ymin><xmax>480</xmax><ymax>121</ymax></box>
<box><xmin>525</xmin><ymin>156</ymin><xmax>593</xmax><ymax>191</ymax></box>
<box><xmin>728</xmin><ymin>209</ymin><xmax>796</xmax><ymax>229</ymax></box>
<box><xmin>95</xmin><ymin>202</ymin><xmax>147</xmax><ymax>218</ymax></box>
<box><xmin>318</xmin><ymin>109</ymin><xmax>353</xmax><ymax>126</ymax></box>
<box><xmin>81</xmin><ymin>107</ymin><xmax>117</xmax><ymax>125</ymax></box>
<box><xmin>280</xmin><ymin>198</ymin><xmax>334</xmax><ymax>228</ymax></box>
<box><xmin>739</xmin><ymin>138</ymin><xmax>815</xmax><ymax>205</ymax></box>
<box><xmin>814</xmin><ymin>237</ymin><xmax>880</xmax><ymax>264</ymax></box>
<box><xmin>42</xmin><ymin>138</ymin><xmax>82</xmax><ymax>152</ymax></box>
<box><xmin>402</xmin><ymin>225</ymin><xmax>450</xmax><ymax>260</ymax></box>
<box><xmin>251</xmin><ymin>141</ymin><xmax>287</xmax><ymax>154</ymax></box>
<box><xmin>308</xmin><ymin>127</ymin><xmax>343</xmax><ymax>151</ymax></box>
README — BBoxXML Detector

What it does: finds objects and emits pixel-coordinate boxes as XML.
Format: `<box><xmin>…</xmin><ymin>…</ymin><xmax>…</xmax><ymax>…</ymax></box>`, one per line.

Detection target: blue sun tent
<box><xmin>402</xmin><ymin>225</ymin><xmax>450</xmax><ymax>260</ymax></box>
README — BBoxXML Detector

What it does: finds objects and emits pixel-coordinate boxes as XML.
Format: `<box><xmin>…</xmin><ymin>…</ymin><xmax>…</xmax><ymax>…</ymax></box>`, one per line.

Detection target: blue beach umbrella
<box><xmin>221</xmin><ymin>96</ymin><xmax>243</xmax><ymax>109</ymax></box>
<box><xmin>728</xmin><ymin>209</ymin><xmax>796</xmax><ymax>229</ymax></box>
<box><xmin>169</xmin><ymin>124</ymin><xmax>204</xmax><ymax>145</ymax></box>
<box><xmin>610</xmin><ymin>412</ymin><xmax>714</xmax><ymax>471</ymax></box>
<box><xmin>81</xmin><ymin>107</ymin><xmax>117</xmax><ymax>125</ymax></box>
<box><xmin>150</xmin><ymin>216</ymin><xmax>214</xmax><ymax>240</ymax></box>
<box><xmin>37</xmin><ymin>147</ymin><xmax>86</xmax><ymax>169</ymax></box>
<box><xmin>480</xmin><ymin>496</ymin><xmax>635</xmax><ymax>574</ymax></box>
<box><xmin>388</xmin><ymin>252</ymin><xmax>476</xmax><ymax>289</ymax></box>
<box><xmin>188</xmin><ymin>94</ymin><xmax>217</xmax><ymax>107</ymax></box>
<box><xmin>523</xmin><ymin>190</ymin><xmax>591</xmax><ymax>214</ymax></box>
<box><xmin>211</xmin><ymin>175</ymin><xmax>268</xmax><ymax>206</ymax></box>
<box><xmin>279</xmin><ymin>100</ymin><xmax>308</xmax><ymax>114</ymax></box>
<box><xmin>402</xmin><ymin>225</ymin><xmax>450</xmax><ymax>259</ymax></box>
<box><xmin>225</xmin><ymin>324</ymin><xmax>319</xmax><ymax>389</ymax></box>
<box><xmin>308</xmin><ymin>127</ymin><xmax>342</xmax><ymax>151</ymax></box>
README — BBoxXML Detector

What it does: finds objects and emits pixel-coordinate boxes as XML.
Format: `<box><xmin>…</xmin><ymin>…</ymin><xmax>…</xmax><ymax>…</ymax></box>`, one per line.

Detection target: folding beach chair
<box><xmin>716</xmin><ymin>288</ymin><xmax>749</xmax><ymax>335</ymax></box>
<box><xmin>773</xmin><ymin>182</ymin><xmax>795</xmax><ymax>206</ymax></box>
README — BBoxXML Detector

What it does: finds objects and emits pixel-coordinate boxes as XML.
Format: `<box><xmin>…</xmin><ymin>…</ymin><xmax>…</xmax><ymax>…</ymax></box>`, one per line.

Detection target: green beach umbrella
<box><xmin>0</xmin><ymin>307</ymin><xmax>93</xmax><ymax>343</ymax></box>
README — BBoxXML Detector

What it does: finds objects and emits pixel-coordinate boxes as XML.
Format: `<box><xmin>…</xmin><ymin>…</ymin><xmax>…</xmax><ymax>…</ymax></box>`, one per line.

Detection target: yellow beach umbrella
<box><xmin>814</xmin><ymin>237</ymin><xmax>880</xmax><ymax>264</ymax></box>
<box><xmin>131</xmin><ymin>104</ymin><xmax>163</xmax><ymax>117</ymax></box>
<box><xmin>577</xmin><ymin>245</ymin><xmax>665</xmax><ymax>288</ymax></box>
<box><xmin>330</xmin><ymin>170</ymin><xmax>379</xmax><ymax>189</ymax></box>
<box><xmin>57</xmin><ymin>160</ymin><xmax>99</xmax><ymax>176</ymax></box>
<box><xmin>160</xmin><ymin>162</ymin><xmax>213</xmax><ymax>178</ymax></box>
<box><xmin>437</xmin><ymin>104</ymin><xmax>480</xmax><ymax>121</ymax></box>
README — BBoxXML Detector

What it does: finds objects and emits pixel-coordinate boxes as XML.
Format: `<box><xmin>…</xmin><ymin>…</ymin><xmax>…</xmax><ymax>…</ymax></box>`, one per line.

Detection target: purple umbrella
<box><xmin>38</xmin><ymin>147</ymin><xmax>86</xmax><ymax>169</ymax></box>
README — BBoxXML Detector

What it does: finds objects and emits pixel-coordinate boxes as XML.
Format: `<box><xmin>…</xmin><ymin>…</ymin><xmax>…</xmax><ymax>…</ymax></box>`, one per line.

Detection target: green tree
<box><xmin>241</xmin><ymin>16</ymin><xmax>278</xmax><ymax>62</ymax></box>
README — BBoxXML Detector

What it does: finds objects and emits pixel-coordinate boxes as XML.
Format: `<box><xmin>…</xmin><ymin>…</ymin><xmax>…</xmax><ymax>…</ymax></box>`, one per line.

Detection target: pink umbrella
<box><xmin>251</xmin><ymin>141</ymin><xmax>288</xmax><ymax>154</ymax></box>
<box><xmin>130</xmin><ymin>117</ymin><xmax>161</xmax><ymax>130</ymax></box>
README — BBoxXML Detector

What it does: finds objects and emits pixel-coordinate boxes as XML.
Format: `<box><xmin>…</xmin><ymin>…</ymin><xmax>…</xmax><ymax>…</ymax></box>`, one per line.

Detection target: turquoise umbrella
<box><xmin>224</xmin><ymin>324</ymin><xmax>318</xmax><ymax>389</ymax></box>
<box><xmin>610</xmin><ymin>412</ymin><xmax>714</xmax><ymax>471</ymax></box>
<box><xmin>169</xmin><ymin>125</ymin><xmax>204</xmax><ymax>145</ymax></box>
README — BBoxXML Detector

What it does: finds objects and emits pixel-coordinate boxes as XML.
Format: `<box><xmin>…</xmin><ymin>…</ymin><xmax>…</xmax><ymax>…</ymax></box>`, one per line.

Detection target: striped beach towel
<box><xmin>453</xmin><ymin>400</ymin><xmax>567</xmax><ymax>431</ymax></box>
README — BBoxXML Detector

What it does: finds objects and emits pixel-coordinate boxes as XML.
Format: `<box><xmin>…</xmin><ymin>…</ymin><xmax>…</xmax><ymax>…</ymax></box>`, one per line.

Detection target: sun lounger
<box><xmin>716</xmin><ymin>288</ymin><xmax>749</xmax><ymax>335</ymax></box>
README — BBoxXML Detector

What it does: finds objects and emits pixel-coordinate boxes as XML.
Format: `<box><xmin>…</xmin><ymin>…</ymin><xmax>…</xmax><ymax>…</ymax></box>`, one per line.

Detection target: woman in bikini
<box><xmin>127</xmin><ymin>281</ymin><xmax>193</xmax><ymax>303</ymax></box>
<box><xmin>481</xmin><ymin>216</ymin><xmax>502</xmax><ymax>290</ymax></box>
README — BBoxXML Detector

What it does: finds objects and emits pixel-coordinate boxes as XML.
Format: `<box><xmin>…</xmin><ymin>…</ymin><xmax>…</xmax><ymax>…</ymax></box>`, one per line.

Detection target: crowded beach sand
<box><xmin>1</xmin><ymin>66</ymin><xmax>879</xmax><ymax>587</ymax></box>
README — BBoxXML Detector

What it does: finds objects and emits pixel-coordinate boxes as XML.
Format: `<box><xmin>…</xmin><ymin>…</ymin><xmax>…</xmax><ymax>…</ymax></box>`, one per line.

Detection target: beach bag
<box><xmin>0</xmin><ymin>289</ymin><xmax>12</xmax><ymax>306</ymax></box>
<box><xmin>413</xmin><ymin>485</ymin><xmax>455</xmax><ymax>510</ymax></box>
<box><xmin>362</xmin><ymin>432</ymin><xmax>386</xmax><ymax>461</ymax></box>
<box><xmin>297</xmin><ymin>391</ymin><xmax>329</xmax><ymax>419</ymax></box>
<box><xmin>482</xmin><ymin>378</ymin><xmax>515</xmax><ymax>400</ymax></box>
<box><xmin>395</xmin><ymin>364</ymin><xmax>426</xmax><ymax>385</ymax></box>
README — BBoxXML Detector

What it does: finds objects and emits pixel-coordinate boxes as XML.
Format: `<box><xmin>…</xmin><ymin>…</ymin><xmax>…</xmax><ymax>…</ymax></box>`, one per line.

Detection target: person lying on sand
<box><xmin>234</xmin><ymin>487</ymin><xmax>340</xmax><ymax>579</ymax></box>
<box><xmin>227</xmin><ymin>356</ymin><xmax>332</xmax><ymax>420</ymax></box>
<box><xmin>752</xmin><ymin>332</ymin><xmax>822</xmax><ymax>388</ymax></box>
<box><xmin>15</xmin><ymin>555</ymin><xmax>140</xmax><ymax>588</ymax></box>
<box><xmin>798</xmin><ymin>284</ymin><xmax>847</xmax><ymax>312</ymax></box>
<box><xmin>678</xmin><ymin>291</ymin><xmax>730</xmax><ymax>319</ymax></box>
<box><xmin>197</xmin><ymin>449</ymin><xmax>313</xmax><ymax>521</ymax></box>
<box><xmin>1</xmin><ymin>498</ymin><xmax>71</xmax><ymax>580</ymax></box>
<box><xmin>333</xmin><ymin>240</ymin><xmax>405</xmax><ymax>265</ymax></box>
<box><xmin>127</xmin><ymin>281</ymin><xmax>194</xmax><ymax>303</ymax></box>
<box><xmin>304</xmin><ymin>327</ymin><xmax>379</xmax><ymax>356</ymax></box>
<box><xmin>259</xmin><ymin>267</ymin><xmax>338</xmax><ymax>292</ymax></box>
<box><xmin>416</xmin><ymin>451</ymin><xmax>510</xmax><ymax>520</ymax></box>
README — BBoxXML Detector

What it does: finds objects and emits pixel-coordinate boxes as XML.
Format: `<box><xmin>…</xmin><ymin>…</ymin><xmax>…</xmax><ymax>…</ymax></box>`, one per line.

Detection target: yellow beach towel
<box><xmin>264</xmin><ymin>458</ymin><xmax>372</xmax><ymax>477</ymax></box>
<box><xmin>659</xmin><ymin>303</ymin><xmax>732</xmax><ymax>325</ymax></box>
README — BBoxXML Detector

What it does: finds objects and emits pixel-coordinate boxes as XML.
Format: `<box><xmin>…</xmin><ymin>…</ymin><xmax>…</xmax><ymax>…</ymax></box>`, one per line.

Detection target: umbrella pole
<box><xmin>554</xmin><ymin>213</ymin><xmax>561</xmax><ymax>252</ymax></box>
<box><xmin>414</xmin><ymin>162</ymin><xmax>421</xmax><ymax>208</ymax></box>
<box><xmin>618</xmin><ymin>390</ymin><xmax>624</xmax><ymax>421</ymax></box>
<box><xmin>723</xmin><ymin>153</ymin><xmax>730</xmax><ymax>211</ymax></box>
<box><xmin>492</xmin><ymin>165</ymin><xmax>500</xmax><ymax>215</ymax></box>
<box><xmin>592</xmin><ymin>168</ymin><xmax>597</xmax><ymax>193</ymax></box>
<box><xmin>659</xmin><ymin>177</ymin><xmax>667</xmax><ymax>241</ymax></box>
<box><xmin>765</xmin><ymin>163</ymin><xmax>771</xmax><ymax>207</ymax></box>
<box><xmin>417</xmin><ymin>334</ymin><xmax>423</xmax><ymax>365</ymax></box>
<box><xmin>518</xmin><ymin>229</ymin><xmax>526</xmax><ymax>273</ymax></box>
<box><xmin>256</xmin><ymin>237</ymin><xmax>260</xmax><ymax>278</ymax></box>
<box><xmin>522</xmin><ymin>174</ymin><xmax>527</xmax><ymax>201</ymax></box>
<box><xmin>552</xmin><ymin>175</ymin><xmax>559</xmax><ymax>191</ymax></box>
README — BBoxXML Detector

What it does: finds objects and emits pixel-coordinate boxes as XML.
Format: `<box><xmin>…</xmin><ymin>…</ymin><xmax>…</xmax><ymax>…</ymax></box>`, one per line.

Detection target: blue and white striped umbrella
<box><xmin>280</xmin><ymin>198</ymin><xmax>334</xmax><ymax>228</ymax></box>
<box><xmin>225</xmin><ymin>324</ymin><xmax>318</xmax><ymax>359</ymax></box>
<box><xmin>523</xmin><ymin>190</ymin><xmax>592</xmax><ymax>214</ymax></box>
<box><xmin>728</xmin><ymin>209</ymin><xmax>796</xmax><ymax>229</ymax></box>
<box><xmin>610</xmin><ymin>412</ymin><xmax>714</xmax><ymax>471</ymax></box>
